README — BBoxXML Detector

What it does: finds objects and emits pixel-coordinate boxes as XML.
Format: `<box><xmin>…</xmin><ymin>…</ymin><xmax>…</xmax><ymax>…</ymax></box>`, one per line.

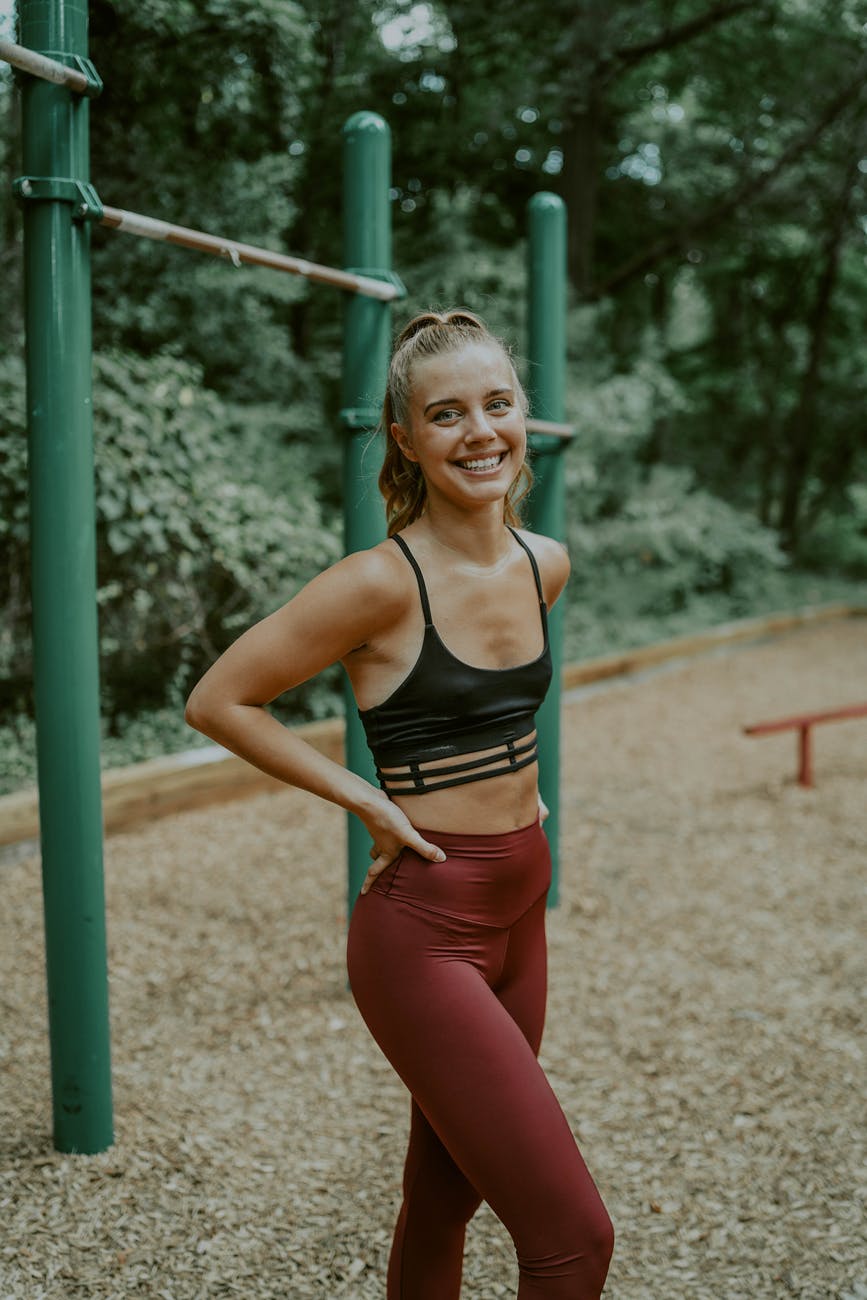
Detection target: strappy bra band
<box><xmin>378</xmin><ymin>733</ymin><xmax>539</xmax><ymax>795</ymax></box>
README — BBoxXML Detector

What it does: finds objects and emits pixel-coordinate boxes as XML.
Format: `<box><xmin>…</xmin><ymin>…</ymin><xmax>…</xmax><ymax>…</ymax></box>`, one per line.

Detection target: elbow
<box><xmin>184</xmin><ymin>689</ymin><xmax>212</xmax><ymax>732</ymax></box>
<box><xmin>184</xmin><ymin>691</ymin><xmax>257</xmax><ymax>735</ymax></box>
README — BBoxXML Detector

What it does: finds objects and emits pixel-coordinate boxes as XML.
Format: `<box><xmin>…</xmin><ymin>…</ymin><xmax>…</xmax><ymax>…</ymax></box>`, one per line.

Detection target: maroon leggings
<box><xmin>346</xmin><ymin>818</ymin><xmax>614</xmax><ymax>1299</ymax></box>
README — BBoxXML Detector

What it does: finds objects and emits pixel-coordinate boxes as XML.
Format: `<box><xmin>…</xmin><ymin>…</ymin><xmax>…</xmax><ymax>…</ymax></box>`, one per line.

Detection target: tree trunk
<box><xmin>561</xmin><ymin>83</ymin><xmax>602</xmax><ymax>299</ymax></box>
<box><xmin>777</xmin><ymin>135</ymin><xmax>863</xmax><ymax>551</ymax></box>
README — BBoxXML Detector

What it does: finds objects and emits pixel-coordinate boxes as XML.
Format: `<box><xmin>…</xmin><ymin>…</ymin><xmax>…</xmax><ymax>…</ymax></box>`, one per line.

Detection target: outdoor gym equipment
<box><xmin>2</xmin><ymin>3</ymin><xmax>572</xmax><ymax>1154</ymax></box>
<box><xmin>743</xmin><ymin>702</ymin><xmax>867</xmax><ymax>786</ymax></box>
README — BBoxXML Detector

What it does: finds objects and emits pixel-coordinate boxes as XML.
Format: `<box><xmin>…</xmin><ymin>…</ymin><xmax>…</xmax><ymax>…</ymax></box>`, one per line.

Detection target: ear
<box><xmin>391</xmin><ymin>421</ymin><xmax>418</xmax><ymax>463</ymax></box>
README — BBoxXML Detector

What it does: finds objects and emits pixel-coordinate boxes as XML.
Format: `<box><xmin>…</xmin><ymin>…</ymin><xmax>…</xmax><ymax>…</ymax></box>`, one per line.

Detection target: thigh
<box><xmin>493</xmin><ymin>890</ymin><xmax>549</xmax><ymax>1057</ymax></box>
<box><xmin>347</xmin><ymin>892</ymin><xmax>596</xmax><ymax>1248</ymax></box>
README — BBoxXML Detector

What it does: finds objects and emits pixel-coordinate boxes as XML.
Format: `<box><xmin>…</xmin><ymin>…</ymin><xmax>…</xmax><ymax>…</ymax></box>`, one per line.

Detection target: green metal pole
<box><xmin>341</xmin><ymin>111</ymin><xmax>397</xmax><ymax>917</ymax></box>
<box><xmin>18</xmin><ymin>0</ymin><xmax>113</xmax><ymax>1151</ymax></box>
<box><xmin>526</xmin><ymin>192</ymin><xmax>568</xmax><ymax>909</ymax></box>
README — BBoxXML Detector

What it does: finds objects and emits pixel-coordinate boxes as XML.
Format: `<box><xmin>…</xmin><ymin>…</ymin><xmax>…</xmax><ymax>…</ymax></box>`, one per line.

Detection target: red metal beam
<box><xmin>743</xmin><ymin>702</ymin><xmax>867</xmax><ymax>736</ymax></box>
<box><xmin>743</xmin><ymin>702</ymin><xmax>867</xmax><ymax>786</ymax></box>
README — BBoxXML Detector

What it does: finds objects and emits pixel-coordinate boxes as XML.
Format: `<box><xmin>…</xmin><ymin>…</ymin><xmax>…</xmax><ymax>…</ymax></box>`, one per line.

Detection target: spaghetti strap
<box><xmin>507</xmin><ymin>526</ymin><xmax>546</xmax><ymax>606</ymax></box>
<box><xmin>392</xmin><ymin>534</ymin><xmax>433</xmax><ymax>625</ymax></box>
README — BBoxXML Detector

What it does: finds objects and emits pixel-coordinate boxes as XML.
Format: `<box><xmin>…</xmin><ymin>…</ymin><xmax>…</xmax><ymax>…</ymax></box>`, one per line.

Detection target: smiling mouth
<box><xmin>453</xmin><ymin>451</ymin><xmax>507</xmax><ymax>473</ymax></box>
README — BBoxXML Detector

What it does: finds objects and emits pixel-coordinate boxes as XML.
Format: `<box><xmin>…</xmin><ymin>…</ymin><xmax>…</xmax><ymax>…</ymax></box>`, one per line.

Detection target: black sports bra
<box><xmin>357</xmin><ymin>527</ymin><xmax>553</xmax><ymax>795</ymax></box>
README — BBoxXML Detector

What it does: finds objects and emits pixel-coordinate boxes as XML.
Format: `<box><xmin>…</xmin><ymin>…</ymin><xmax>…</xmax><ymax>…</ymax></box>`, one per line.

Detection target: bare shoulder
<box><xmin>513</xmin><ymin>526</ymin><xmax>571</xmax><ymax>607</ymax></box>
<box><xmin>315</xmin><ymin>536</ymin><xmax>416</xmax><ymax>636</ymax></box>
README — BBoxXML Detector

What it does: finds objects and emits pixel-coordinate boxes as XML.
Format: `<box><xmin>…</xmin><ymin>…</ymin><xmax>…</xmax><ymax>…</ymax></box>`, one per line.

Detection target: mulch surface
<box><xmin>1</xmin><ymin>618</ymin><xmax>865</xmax><ymax>1299</ymax></box>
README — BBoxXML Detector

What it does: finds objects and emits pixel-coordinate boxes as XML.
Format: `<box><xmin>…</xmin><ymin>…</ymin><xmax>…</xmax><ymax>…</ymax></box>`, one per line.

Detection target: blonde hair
<box><xmin>378</xmin><ymin>309</ymin><xmax>532</xmax><ymax>536</ymax></box>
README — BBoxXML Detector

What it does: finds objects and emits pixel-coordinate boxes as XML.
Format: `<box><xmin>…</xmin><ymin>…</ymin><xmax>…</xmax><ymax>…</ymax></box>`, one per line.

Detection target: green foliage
<box><xmin>569</xmin><ymin>463</ymin><xmax>789</xmax><ymax>610</ymax></box>
<box><xmin>0</xmin><ymin>349</ymin><xmax>341</xmax><ymax>730</ymax></box>
<box><xmin>560</xmin><ymin>346</ymin><xmax>793</xmax><ymax>648</ymax></box>
<box><xmin>3</xmin><ymin>0</ymin><xmax>867</xmax><ymax>794</ymax></box>
<box><xmin>799</xmin><ymin>484</ymin><xmax>867</xmax><ymax>577</ymax></box>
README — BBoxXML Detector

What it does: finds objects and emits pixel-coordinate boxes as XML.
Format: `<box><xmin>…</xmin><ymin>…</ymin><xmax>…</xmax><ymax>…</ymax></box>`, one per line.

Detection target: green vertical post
<box><xmin>341</xmin><ymin>111</ymin><xmax>395</xmax><ymax>916</ymax></box>
<box><xmin>526</xmin><ymin>192</ymin><xmax>568</xmax><ymax>908</ymax></box>
<box><xmin>17</xmin><ymin>0</ymin><xmax>113</xmax><ymax>1150</ymax></box>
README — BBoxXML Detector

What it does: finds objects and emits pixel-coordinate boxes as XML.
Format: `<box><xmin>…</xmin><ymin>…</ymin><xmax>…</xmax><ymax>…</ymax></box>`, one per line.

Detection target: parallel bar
<box><xmin>99</xmin><ymin>205</ymin><xmax>399</xmax><ymax>300</ymax></box>
<box><xmin>0</xmin><ymin>36</ymin><xmax>89</xmax><ymax>91</ymax></box>
<box><xmin>525</xmin><ymin>417</ymin><xmax>574</xmax><ymax>439</ymax></box>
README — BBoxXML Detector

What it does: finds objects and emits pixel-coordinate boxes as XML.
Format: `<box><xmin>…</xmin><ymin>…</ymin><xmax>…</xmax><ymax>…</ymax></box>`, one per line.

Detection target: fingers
<box><xmin>412</xmin><ymin>834</ymin><xmax>446</xmax><ymax>863</ymax></box>
<box><xmin>359</xmin><ymin>835</ymin><xmax>447</xmax><ymax>895</ymax></box>
<box><xmin>360</xmin><ymin>851</ymin><xmax>393</xmax><ymax>896</ymax></box>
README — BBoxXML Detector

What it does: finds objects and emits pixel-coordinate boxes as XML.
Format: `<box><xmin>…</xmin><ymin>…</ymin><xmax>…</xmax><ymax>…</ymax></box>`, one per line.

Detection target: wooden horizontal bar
<box><xmin>744</xmin><ymin>702</ymin><xmax>867</xmax><ymax>737</ymax></box>
<box><xmin>0</xmin><ymin>38</ymin><xmax>90</xmax><ymax>92</ymax></box>
<box><xmin>526</xmin><ymin>418</ymin><xmax>575</xmax><ymax>439</ymax></box>
<box><xmin>99</xmin><ymin>205</ymin><xmax>400</xmax><ymax>300</ymax></box>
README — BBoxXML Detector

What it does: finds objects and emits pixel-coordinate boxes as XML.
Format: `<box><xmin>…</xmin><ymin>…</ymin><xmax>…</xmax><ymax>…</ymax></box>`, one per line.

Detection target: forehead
<box><xmin>407</xmin><ymin>341</ymin><xmax>514</xmax><ymax>406</ymax></box>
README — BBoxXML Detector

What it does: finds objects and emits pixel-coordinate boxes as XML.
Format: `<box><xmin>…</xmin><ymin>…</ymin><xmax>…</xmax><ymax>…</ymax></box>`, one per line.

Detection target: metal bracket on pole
<box><xmin>13</xmin><ymin>176</ymin><xmax>104</xmax><ymax>222</ymax></box>
<box><xmin>3</xmin><ymin>44</ymin><xmax>103</xmax><ymax>96</ymax></box>
<box><xmin>42</xmin><ymin>50</ymin><xmax>103</xmax><ymax>97</ymax></box>
<box><xmin>344</xmin><ymin>267</ymin><xmax>408</xmax><ymax>299</ymax></box>
<box><xmin>339</xmin><ymin>407</ymin><xmax>382</xmax><ymax>432</ymax></box>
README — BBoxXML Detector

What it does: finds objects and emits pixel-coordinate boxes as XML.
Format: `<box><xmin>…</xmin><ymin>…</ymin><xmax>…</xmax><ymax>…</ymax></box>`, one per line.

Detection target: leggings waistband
<box><xmin>369</xmin><ymin>815</ymin><xmax>550</xmax><ymax>927</ymax></box>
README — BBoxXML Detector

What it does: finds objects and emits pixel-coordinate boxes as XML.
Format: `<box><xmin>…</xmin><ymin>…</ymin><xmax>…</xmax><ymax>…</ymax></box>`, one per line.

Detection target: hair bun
<box><xmin>395</xmin><ymin>308</ymin><xmax>486</xmax><ymax>348</ymax></box>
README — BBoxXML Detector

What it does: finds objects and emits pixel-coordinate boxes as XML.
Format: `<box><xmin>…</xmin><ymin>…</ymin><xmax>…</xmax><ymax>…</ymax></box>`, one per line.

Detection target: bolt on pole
<box><xmin>341</xmin><ymin>111</ymin><xmax>397</xmax><ymax>918</ymax></box>
<box><xmin>526</xmin><ymin>192</ymin><xmax>568</xmax><ymax>908</ymax></box>
<box><xmin>17</xmin><ymin>0</ymin><xmax>113</xmax><ymax>1151</ymax></box>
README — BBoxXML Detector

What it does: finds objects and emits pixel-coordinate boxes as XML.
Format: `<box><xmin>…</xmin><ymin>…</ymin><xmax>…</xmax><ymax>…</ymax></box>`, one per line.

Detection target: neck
<box><xmin>418</xmin><ymin>495</ymin><xmax>512</xmax><ymax>566</ymax></box>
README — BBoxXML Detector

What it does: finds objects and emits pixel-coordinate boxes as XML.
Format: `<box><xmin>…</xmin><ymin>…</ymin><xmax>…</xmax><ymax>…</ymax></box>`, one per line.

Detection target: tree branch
<box><xmin>599</xmin><ymin>0</ymin><xmax>763</xmax><ymax>80</ymax></box>
<box><xmin>592</xmin><ymin>53</ymin><xmax>867</xmax><ymax>298</ymax></box>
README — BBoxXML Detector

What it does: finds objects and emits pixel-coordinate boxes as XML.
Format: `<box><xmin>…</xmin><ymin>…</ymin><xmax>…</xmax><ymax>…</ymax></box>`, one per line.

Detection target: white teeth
<box><xmin>459</xmin><ymin>454</ymin><xmax>502</xmax><ymax>471</ymax></box>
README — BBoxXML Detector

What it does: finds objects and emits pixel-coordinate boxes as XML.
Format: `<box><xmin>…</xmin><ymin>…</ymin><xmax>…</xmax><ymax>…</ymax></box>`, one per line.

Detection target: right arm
<box><xmin>183</xmin><ymin>547</ymin><xmax>446</xmax><ymax>888</ymax></box>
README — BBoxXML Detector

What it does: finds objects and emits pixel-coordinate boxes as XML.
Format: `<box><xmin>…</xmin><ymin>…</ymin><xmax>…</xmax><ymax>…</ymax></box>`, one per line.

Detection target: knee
<box><xmin>576</xmin><ymin>1199</ymin><xmax>615</xmax><ymax>1294</ymax></box>
<box><xmin>518</xmin><ymin>1199</ymin><xmax>614</xmax><ymax>1296</ymax></box>
<box><xmin>589</xmin><ymin>1203</ymin><xmax>615</xmax><ymax>1278</ymax></box>
<box><xmin>566</xmin><ymin>1195</ymin><xmax>615</xmax><ymax>1291</ymax></box>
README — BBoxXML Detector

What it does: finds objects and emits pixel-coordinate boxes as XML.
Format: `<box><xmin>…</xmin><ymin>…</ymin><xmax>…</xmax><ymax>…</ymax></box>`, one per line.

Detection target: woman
<box><xmin>184</xmin><ymin>309</ymin><xmax>614</xmax><ymax>1298</ymax></box>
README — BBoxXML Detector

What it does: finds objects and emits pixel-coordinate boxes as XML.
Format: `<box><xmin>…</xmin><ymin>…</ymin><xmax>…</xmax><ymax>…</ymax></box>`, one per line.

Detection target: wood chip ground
<box><xmin>1</xmin><ymin>619</ymin><xmax>865</xmax><ymax>1299</ymax></box>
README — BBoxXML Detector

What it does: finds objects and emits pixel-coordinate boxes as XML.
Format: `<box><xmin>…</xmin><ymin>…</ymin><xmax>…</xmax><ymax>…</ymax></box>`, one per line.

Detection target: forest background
<box><xmin>1</xmin><ymin>0</ymin><xmax>866</xmax><ymax>794</ymax></box>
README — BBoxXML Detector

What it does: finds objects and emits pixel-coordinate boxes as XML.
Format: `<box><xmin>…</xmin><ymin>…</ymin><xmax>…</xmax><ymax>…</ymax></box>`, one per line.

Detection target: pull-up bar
<box><xmin>2</xmin><ymin>40</ymin><xmax>399</xmax><ymax>301</ymax></box>
<box><xmin>99</xmin><ymin>206</ymin><xmax>401</xmax><ymax>301</ymax></box>
<box><xmin>525</xmin><ymin>418</ymin><xmax>574</xmax><ymax>439</ymax></box>
<box><xmin>0</xmin><ymin>37</ymin><xmax>99</xmax><ymax>94</ymax></box>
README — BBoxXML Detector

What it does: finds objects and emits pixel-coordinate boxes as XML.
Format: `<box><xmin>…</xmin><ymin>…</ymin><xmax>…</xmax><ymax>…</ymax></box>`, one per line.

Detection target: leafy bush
<box><xmin>798</xmin><ymin>484</ymin><xmax>867</xmax><ymax>577</ymax></box>
<box><xmin>559</xmin><ymin>352</ymin><xmax>791</xmax><ymax>654</ymax></box>
<box><xmin>569</xmin><ymin>464</ymin><xmax>789</xmax><ymax>613</ymax></box>
<box><xmin>0</xmin><ymin>349</ymin><xmax>341</xmax><ymax>735</ymax></box>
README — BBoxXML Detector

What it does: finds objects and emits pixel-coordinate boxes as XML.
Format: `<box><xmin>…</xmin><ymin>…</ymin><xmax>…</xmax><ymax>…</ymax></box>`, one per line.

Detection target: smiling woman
<box><xmin>184</xmin><ymin>308</ymin><xmax>612</xmax><ymax>1298</ymax></box>
<box><xmin>378</xmin><ymin>310</ymin><xmax>533</xmax><ymax>537</ymax></box>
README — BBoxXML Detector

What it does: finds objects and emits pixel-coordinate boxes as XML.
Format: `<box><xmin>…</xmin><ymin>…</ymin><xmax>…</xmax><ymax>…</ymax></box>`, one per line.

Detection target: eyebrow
<box><xmin>423</xmin><ymin>387</ymin><xmax>513</xmax><ymax>416</ymax></box>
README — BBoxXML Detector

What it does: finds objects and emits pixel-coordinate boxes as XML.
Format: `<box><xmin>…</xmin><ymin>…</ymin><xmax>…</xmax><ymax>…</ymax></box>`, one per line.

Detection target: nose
<box><xmin>464</xmin><ymin>409</ymin><xmax>497</xmax><ymax>444</ymax></box>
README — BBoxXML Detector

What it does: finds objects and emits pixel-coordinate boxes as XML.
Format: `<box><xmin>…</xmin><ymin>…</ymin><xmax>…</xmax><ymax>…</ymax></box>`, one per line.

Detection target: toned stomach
<box><xmin>386</xmin><ymin>744</ymin><xmax>542</xmax><ymax>834</ymax></box>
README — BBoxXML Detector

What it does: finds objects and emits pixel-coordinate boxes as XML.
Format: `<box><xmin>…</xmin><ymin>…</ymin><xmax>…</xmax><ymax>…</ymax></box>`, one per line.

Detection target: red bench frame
<box><xmin>743</xmin><ymin>703</ymin><xmax>867</xmax><ymax>786</ymax></box>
